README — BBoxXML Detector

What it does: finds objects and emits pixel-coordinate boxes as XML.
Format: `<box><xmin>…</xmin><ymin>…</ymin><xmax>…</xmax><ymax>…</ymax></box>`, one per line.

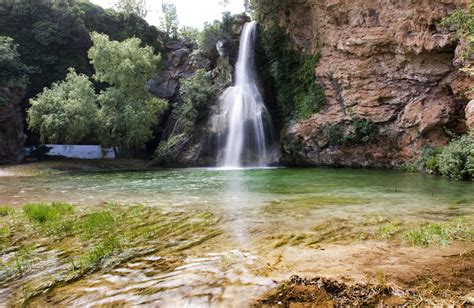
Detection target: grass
<box><xmin>78</xmin><ymin>236</ymin><xmax>121</xmax><ymax>269</ymax></box>
<box><xmin>23</xmin><ymin>202</ymin><xmax>73</xmax><ymax>223</ymax></box>
<box><xmin>270</xmin><ymin>215</ymin><xmax>474</xmax><ymax>249</ymax></box>
<box><xmin>0</xmin><ymin>206</ymin><xmax>13</xmax><ymax>216</ymax></box>
<box><xmin>79</xmin><ymin>211</ymin><xmax>115</xmax><ymax>238</ymax></box>
<box><xmin>403</xmin><ymin>218</ymin><xmax>473</xmax><ymax>246</ymax></box>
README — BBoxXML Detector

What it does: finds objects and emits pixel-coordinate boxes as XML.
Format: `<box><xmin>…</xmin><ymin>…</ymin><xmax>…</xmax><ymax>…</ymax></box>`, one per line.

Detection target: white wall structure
<box><xmin>27</xmin><ymin>145</ymin><xmax>117</xmax><ymax>159</ymax></box>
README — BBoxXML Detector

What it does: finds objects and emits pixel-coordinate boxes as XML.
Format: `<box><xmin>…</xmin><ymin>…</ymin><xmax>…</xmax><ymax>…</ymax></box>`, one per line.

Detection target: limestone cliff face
<box><xmin>0</xmin><ymin>87</ymin><xmax>26</xmax><ymax>164</ymax></box>
<box><xmin>261</xmin><ymin>0</ymin><xmax>472</xmax><ymax>167</ymax></box>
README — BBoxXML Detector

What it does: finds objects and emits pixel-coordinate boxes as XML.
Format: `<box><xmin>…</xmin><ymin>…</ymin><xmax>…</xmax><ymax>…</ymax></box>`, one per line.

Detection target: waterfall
<box><xmin>219</xmin><ymin>21</ymin><xmax>274</xmax><ymax>168</ymax></box>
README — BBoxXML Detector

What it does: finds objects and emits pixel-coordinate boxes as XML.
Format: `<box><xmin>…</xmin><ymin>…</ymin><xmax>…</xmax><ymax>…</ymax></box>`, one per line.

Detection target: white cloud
<box><xmin>89</xmin><ymin>0</ymin><xmax>245</xmax><ymax>28</ymax></box>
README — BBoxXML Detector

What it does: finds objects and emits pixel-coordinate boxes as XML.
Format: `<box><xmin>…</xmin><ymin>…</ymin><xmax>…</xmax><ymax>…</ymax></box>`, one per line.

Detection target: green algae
<box><xmin>263</xmin><ymin>195</ymin><xmax>371</xmax><ymax>214</ymax></box>
<box><xmin>269</xmin><ymin>214</ymin><xmax>474</xmax><ymax>249</ymax></box>
<box><xmin>0</xmin><ymin>202</ymin><xmax>222</xmax><ymax>305</ymax></box>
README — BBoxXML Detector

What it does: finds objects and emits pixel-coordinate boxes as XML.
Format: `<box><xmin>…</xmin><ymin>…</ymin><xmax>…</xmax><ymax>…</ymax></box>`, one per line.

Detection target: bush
<box><xmin>177</xmin><ymin>69</ymin><xmax>215</xmax><ymax>130</ymax></box>
<box><xmin>258</xmin><ymin>27</ymin><xmax>325</xmax><ymax>122</ymax></box>
<box><xmin>322</xmin><ymin>123</ymin><xmax>346</xmax><ymax>147</ymax></box>
<box><xmin>350</xmin><ymin>118</ymin><xmax>376</xmax><ymax>144</ymax></box>
<box><xmin>437</xmin><ymin>135</ymin><xmax>474</xmax><ymax>180</ymax></box>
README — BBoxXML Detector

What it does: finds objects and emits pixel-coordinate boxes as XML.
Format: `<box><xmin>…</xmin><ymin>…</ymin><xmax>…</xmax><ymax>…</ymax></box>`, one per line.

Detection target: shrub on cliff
<box><xmin>257</xmin><ymin>27</ymin><xmax>325</xmax><ymax>123</ymax></box>
<box><xmin>437</xmin><ymin>135</ymin><xmax>474</xmax><ymax>181</ymax></box>
<box><xmin>176</xmin><ymin>69</ymin><xmax>215</xmax><ymax>131</ymax></box>
<box><xmin>441</xmin><ymin>4</ymin><xmax>473</xmax><ymax>92</ymax></box>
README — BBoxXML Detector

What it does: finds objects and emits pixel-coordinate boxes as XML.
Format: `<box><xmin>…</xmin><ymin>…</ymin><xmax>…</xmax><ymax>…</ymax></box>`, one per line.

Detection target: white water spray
<box><xmin>219</xmin><ymin>21</ymin><xmax>274</xmax><ymax>168</ymax></box>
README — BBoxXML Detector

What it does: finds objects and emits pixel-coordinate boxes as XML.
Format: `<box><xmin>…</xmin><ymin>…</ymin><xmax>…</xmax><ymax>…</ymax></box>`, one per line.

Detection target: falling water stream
<box><xmin>220</xmin><ymin>22</ymin><xmax>274</xmax><ymax>168</ymax></box>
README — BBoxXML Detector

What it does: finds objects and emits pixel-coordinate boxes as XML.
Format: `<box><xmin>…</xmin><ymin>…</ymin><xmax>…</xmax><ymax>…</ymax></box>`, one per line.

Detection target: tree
<box><xmin>88</xmin><ymin>32</ymin><xmax>168</xmax><ymax>149</ymax></box>
<box><xmin>115</xmin><ymin>0</ymin><xmax>148</xmax><ymax>18</ymax></box>
<box><xmin>179</xmin><ymin>26</ymin><xmax>199</xmax><ymax>48</ymax></box>
<box><xmin>159</xmin><ymin>0</ymin><xmax>179</xmax><ymax>40</ymax></box>
<box><xmin>0</xmin><ymin>36</ymin><xmax>28</xmax><ymax>108</ymax></box>
<box><xmin>27</xmin><ymin>68</ymin><xmax>98</xmax><ymax>144</ymax></box>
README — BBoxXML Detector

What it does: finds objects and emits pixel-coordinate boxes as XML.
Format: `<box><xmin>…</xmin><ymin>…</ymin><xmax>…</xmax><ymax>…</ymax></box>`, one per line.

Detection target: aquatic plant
<box><xmin>0</xmin><ymin>206</ymin><xmax>12</xmax><ymax>216</ymax></box>
<box><xmin>403</xmin><ymin>218</ymin><xmax>473</xmax><ymax>246</ymax></box>
<box><xmin>0</xmin><ymin>203</ymin><xmax>221</xmax><ymax>304</ymax></box>
<box><xmin>23</xmin><ymin>202</ymin><xmax>73</xmax><ymax>224</ymax></box>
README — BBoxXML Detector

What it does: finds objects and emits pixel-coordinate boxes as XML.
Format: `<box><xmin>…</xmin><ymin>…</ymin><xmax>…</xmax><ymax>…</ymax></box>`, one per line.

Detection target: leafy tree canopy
<box><xmin>160</xmin><ymin>0</ymin><xmax>179</xmax><ymax>40</ymax></box>
<box><xmin>0</xmin><ymin>36</ymin><xmax>29</xmax><ymax>108</ymax></box>
<box><xmin>27</xmin><ymin>68</ymin><xmax>98</xmax><ymax>144</ymax></box>
<box><xmin>115</xmin><ymin>0</ymin><xmax>148</xmax><ymax>18</ymax></box>
<box><xmin>89</xmin><ymin>32</ymin><xmax>168</xmax><ymax>149</ymax></box>
<box><xmin>0</xmin><ymin>0</ymin><xmax>164</xmax><ymax>104</ymax></box>
<box><xmin>28</xmin><ymin>33</ymin><xmax>167</xmax><ymax>149</ymax></box>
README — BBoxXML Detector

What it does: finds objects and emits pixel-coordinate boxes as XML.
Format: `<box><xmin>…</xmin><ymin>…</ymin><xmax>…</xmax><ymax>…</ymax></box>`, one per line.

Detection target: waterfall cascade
<box><xmin>219</xmin><ymin>21</ymin><xmax>275</xmax><ymax>168</ymax></box>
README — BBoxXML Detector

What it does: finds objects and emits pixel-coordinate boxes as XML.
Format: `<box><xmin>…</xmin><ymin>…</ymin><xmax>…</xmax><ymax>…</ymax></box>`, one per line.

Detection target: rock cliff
<box><xmin>257</xmin><ymin>0</ymin><xmax>472</xmax><ymax>167</ymax></box>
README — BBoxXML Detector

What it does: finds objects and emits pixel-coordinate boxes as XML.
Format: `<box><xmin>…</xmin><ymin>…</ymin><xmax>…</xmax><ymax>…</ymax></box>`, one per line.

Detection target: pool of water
<box><xmin>1</xmin><ymin>168</ymin><xmax>473</xmax><ymax>306</ymax></box>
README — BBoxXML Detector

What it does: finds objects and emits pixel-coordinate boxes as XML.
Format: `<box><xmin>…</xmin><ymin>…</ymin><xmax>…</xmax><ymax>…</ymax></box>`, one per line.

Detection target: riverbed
<box><xmin>1</xmin><ymin>164</ymin><xmax>473</xmax><ymax>305</ymax></box>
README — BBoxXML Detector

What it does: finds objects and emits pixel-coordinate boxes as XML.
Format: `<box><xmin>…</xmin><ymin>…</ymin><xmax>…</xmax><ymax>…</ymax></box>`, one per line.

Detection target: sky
<box><xmin>89</xmin><ymin>0</ymin><xmax>246</xmax><ymax>29</ymax></box>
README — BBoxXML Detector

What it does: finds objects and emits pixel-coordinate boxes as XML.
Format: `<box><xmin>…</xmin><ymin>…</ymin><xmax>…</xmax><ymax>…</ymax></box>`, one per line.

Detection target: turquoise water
<box><xmin>1</xmin><ymin>168</ymin><xmax>472</xmax><ymax>234</ymax></box>
<box><xmin>1</xmin><ymin>168</ymin><xmax>473</xmax><ymax>306</ymax></box>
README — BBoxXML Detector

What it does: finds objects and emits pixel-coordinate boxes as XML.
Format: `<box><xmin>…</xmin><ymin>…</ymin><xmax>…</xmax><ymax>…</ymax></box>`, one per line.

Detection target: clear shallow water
<box><xmin>1</xmin><ymin>168</ymin><xmax>473</xmax><ymax>306</ymax></box>
<box><xmin>1</xmin><ymin>168</ymin><xmax>473</xmax><ymax>241</ymax></box>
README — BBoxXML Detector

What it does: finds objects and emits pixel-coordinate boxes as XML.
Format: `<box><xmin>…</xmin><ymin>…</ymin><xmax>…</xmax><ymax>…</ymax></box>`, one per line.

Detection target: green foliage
<box><xmin>180</xmin><ymin>26</ymin><xmax>200</xmax><ymax>48</ymax></box>
<box><xmin>321</xmin><ymin>118</ymin><xmax>376</xmax><ymax>147</ymax></box>
<box><xmin>0</xmin><ymin>0</ymin><xmax>164</xmax><ymax>107</ymax></box>
<box><xmin>440</xmin><ymin>4</ymin><xmax>473</xmax><ymax>39</ymax></box>
<box><xmin>441</xmin><ymin>4</ymin><xmax>473</xmax><ymax>92</ymax></box>
<box><xmin>88</xmin><ymin>32</ymin><xmax>168</xmax><ymax>149</ymax></box>
<box><xmin>88</xmin><ymin>32</ymin><xmax>159</xmax><ymax>90</ymax></box>
<box><xmin>258</xmin><ymin>27</ymin><xmax>325</xmax><ymax>122</ymax></box>
<box><xmin>154</xmin><ymin>133</ymin><xmax>186</xmax><ymax>165</ymax></box>
<box><xmin>78</xmin><ymin>236</ymin><xmax>121</xmax><ymax>269</ymax></box>
<box><xmin>177</xmin><ymin>69</ymin><xmax>215</xmax><ymax>130</ymax></box>
<box><xmin>0</xmin><ymin>206</ymin><xmax>13</xmax><ymax>217</ymax></box>
<box><xmin>23</xmin><ymin>202</ymin><xmax>73</xmax><ymax>224</ymax></box>
<box><xmin>160</xmin><ymin>0</ymin><xmax>179</xmax><ymax>40</ymax></box>
<box><xmin>403</xmin><ymin>218</ymin><xmax>472</xmax><ymax>246</ymax></box>
<box><xmin>199</xmin><ymin>12</ymin><xmax>236</xmax><ymax>58</ymax></box>
<box><xmin>404</xmin><ymin>135</ymin><xmax>474</xmax><ymax>181</ymax></box>
<box><xmin>0</xmin><ymin>203</ymin><xmax>221</xmax><ymax>300</ymax></box>
<box><xmin>322</xmin><ymin>123</ymin><xmax>346</xmax><ymax>147</ymax></box>
<box><xmin>153</xmin><ymin>69</ymin><xmax>214</xmax><ymax>165</ymax></box>
<box><xmin>27</xmin><ymin>68</ymin><xmax>98</xmax><ymax>144</ymax></box>
<box><xmin>115</xmin><ymin>0</ymin><xmax>148</xmax><ymax>18</ymax></box>
<box><xmin>404</xmin><ymin>146</ymin><xmax>443</xmax><ymax>173</ymax></box>
<box><xmin>437</xmin><ymin>135</ymin><xmax>474</xmax><ymax>180</ymax></box>
<box><xmin>0</xmin><ymin>36</ymin><xmax>29</xmax><ymax>108</ymax></box>
<box><xmin>80</xmin><ymin>211</ymin><xmax>116</xmax><ymax>238</ymax></box>
<box><xmin>350</xmin><ymin>118</ymin><xmax>376</xmax><ymax>144</ymax></box>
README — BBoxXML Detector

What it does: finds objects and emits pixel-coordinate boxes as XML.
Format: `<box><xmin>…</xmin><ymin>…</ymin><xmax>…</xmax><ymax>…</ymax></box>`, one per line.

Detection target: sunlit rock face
<box><xmin>0</xmin><ymin>87</ymin><xmax>25</xmax><ymax>164</ymax></box>
<box><xmin>260</xmin><ymin>0</ymin><xmax>472</xmax><ymax>167</ymax></box>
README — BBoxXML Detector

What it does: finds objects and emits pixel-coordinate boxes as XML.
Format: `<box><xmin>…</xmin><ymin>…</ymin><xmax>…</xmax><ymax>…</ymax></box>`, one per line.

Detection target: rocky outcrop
<box><xmin>466</xmin><ymin>100</ymin><xmax>474</xmax><ymax>133</ymax></box>
<box><xmin>259</xmin><ymin>0</ymin><xmax>472</xmax><ymax>167</ymax></box>
<box><xmin>0</xmin><ymin>87</ymin><xmax>26</xmax><ymax>164</ymax></box>
<box><xmin>150</xmin><ymin>16</ymin><xmax>250</xmax><ymax>166</ymax></box>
